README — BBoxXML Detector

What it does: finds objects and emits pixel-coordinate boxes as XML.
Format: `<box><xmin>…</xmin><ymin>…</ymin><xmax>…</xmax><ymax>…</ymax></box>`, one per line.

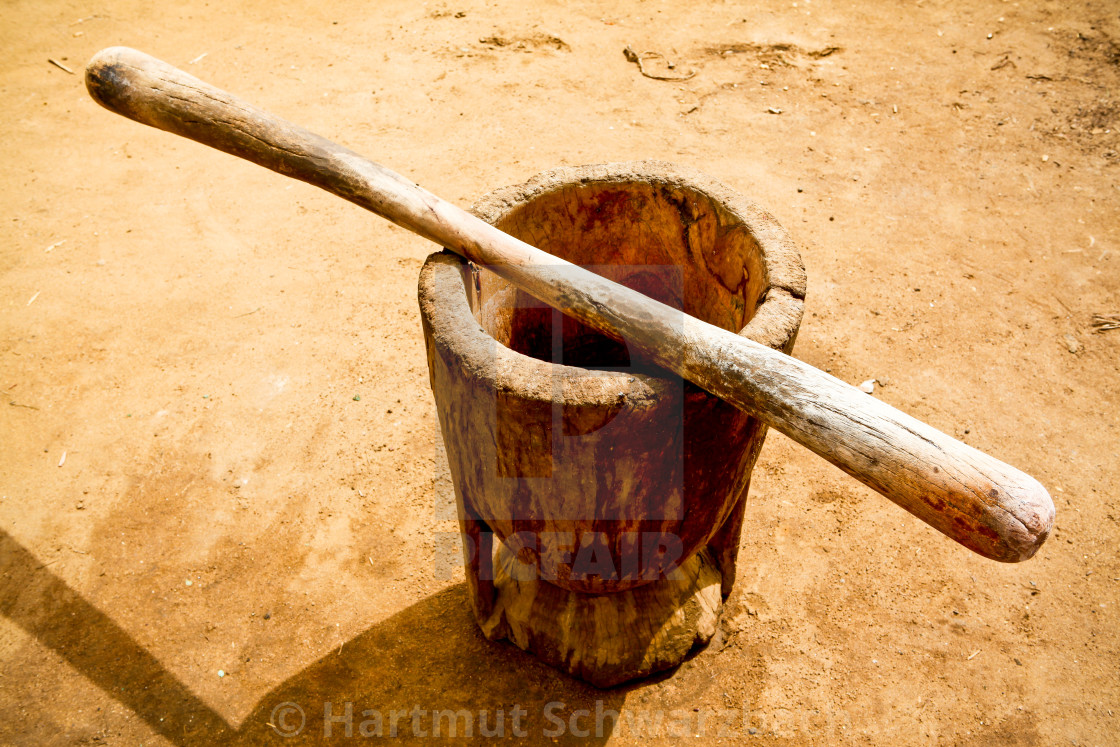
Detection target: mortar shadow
<box><xmin>0</xmin><ymin>529</ymin><xmax>623</xmax><ymax>745</ymax></box>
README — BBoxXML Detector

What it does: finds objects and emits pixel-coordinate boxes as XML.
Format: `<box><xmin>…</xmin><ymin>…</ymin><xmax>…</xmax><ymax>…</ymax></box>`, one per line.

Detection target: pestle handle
<box><xmin>85</xmin><ymin>47</ymin><xmax>1054</xmax><ymax>562</ymax></box>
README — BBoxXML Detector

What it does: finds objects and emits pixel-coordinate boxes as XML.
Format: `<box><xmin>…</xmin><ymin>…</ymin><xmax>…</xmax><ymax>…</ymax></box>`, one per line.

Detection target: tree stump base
<box><xmin>478</xmin><ymin>541</ymin><xmax>723</xmax><ymax>688</ymax></box>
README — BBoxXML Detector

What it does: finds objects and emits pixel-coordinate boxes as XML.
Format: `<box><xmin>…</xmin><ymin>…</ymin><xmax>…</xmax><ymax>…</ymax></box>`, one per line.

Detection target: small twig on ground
<box><xmin>48</xmin><ymin>58</ymin><xmax>75</xmax><ymax>74</ymax></box>
<box><xmin>623</xmin><ymin>46</ymin><xmax>696</xmax><ymax>81</ymax></box>
<box><xmin>1091</xmin><ymin>313</ymin><xmax>1120</xmax><ymax>333</ymax></box>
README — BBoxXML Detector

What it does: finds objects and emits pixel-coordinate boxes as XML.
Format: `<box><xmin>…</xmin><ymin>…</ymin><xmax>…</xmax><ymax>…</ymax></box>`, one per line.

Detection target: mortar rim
<box><xmin>418</xmin><ymin>160</ymin><xmax>805</xmax><ymax>406</ymax></box>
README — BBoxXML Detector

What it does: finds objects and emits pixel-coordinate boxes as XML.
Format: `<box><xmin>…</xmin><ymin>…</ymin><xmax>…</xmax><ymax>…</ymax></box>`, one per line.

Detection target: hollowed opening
<box><xmin>473</xmin><ymin>179</ymin><xmax>768</xmax><ymax>369</ymax></box>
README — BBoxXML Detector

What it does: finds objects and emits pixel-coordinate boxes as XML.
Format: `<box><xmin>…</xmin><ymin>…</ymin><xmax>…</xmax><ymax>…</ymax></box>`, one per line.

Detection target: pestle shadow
<box><xmin>0</xmin><ymin>529</ymin><xmax>624</xmax><ymax>745</ymax></box>
<box><xmin>0</xmin><ymin>529</ymin><xmax>236</xmax><ymax>743</ymax></box>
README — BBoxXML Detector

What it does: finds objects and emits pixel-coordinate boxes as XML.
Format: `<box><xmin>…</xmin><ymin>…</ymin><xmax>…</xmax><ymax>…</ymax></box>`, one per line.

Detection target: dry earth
<box><xmin>1</xmin><ymin>0</ymin><xmax>1119</xmax><ymax>744</ymax></box>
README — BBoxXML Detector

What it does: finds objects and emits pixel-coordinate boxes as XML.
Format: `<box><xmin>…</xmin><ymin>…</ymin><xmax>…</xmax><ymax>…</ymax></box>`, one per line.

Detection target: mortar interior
<box><xmin>473</xmin><ymin>180</ymin><xmax>768</xmax><ymax>369</ymax></box>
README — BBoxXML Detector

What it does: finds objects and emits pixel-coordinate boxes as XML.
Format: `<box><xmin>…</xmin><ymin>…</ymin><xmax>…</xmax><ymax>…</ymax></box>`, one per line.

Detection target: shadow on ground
<box><xmin>0</xmin><ymin>529</ymin><xmax>629</xmax><ymax>744</ymax></box>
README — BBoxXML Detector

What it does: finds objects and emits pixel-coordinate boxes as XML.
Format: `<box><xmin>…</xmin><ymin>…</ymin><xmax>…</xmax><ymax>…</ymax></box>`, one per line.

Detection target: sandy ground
<box><xmin>2</xmin><ymin>0</ymin><xmax>1119</xmax><ymax>744</ymax></box>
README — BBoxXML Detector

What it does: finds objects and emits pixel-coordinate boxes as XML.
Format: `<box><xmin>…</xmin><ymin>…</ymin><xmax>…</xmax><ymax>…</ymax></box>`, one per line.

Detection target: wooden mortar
<box><xmin>419</xmin><ymin>161</ymin><xmax>804</xmax><ymax>685</ymax></box>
